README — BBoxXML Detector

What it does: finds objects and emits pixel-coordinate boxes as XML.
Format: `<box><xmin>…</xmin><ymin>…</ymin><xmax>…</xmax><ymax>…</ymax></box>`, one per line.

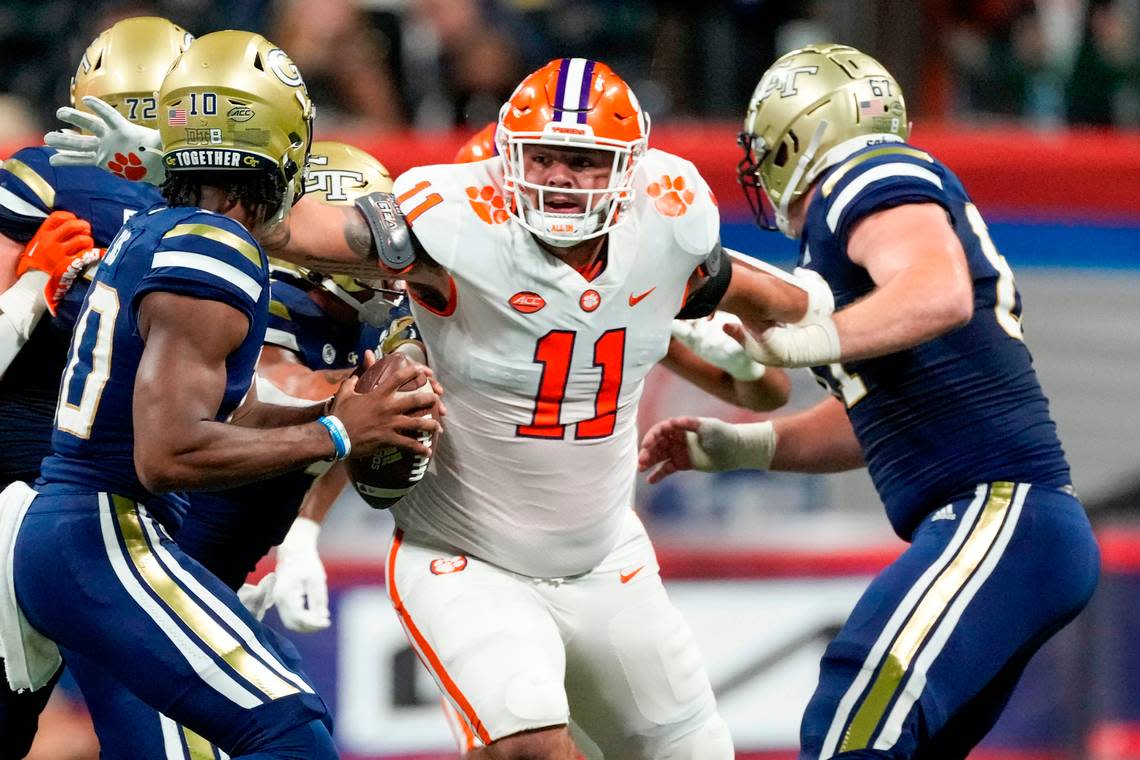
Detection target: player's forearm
<box><xmin>297</xmin><ymin>462</ymin><xmax>350</xmax><ymax>523</ymax></box>
<box><xmin>718</xmin><ymin>259</ymin><xmax>809</xmax><ymax>326</ymax></box>
<box><xmin>260</xmin><ymin>199</ymin><xmax>382</xmax><ymax>279</ymax></box>
<box><xmin>660</xmin><ymin>345</ymin><xmax>789</xmax><ymax>412</ymax></box>
<box><xmin>769</xmin><ymin>397</ymin><xmax>865</xmax><ymax>473</ymax></box>
<box><xmin>832</xmin><ymin>265</ymin><xmax>972</xmax><ymax>361</ymax></box>
<box><xmin>228</xmin><ymin>397</ymin><xmax>327</xmax><ymax>429</ymax></box>
<box><xmin>135</xmin><ymin>418</ymin><xmax>337</xmax><ymax>493</ymax></box>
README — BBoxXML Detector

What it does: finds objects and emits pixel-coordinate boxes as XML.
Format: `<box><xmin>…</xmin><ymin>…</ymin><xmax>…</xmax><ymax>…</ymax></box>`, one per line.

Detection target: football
<box><xmin>347</xmin><ymin>351</ymin><xmax>439</xmax><ymax>509</ymax></box>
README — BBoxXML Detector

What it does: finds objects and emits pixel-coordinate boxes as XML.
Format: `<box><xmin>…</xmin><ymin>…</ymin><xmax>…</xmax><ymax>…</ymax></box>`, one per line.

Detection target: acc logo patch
<box><xmin>322</xmin><ymin>343</ymin><xmax>336</xmax><ymax>365</ymax></box>
<box><xmin>466</xmin><ymin>185</ymin><xmax>509</xmax><ymax>224</ymax></box>
<box><xmin>227</xmin><ymin>105</ymin><xmax>255</xmax><ymax>122</ymax></box>
<box><xmin>579</xmin><ymin>289</ymin><xmax>601</xmax><ymax>312</ymax></box>
<box><xmin>430</xmin><ymin>556</ymin><xmax>468</xmax><ymax>575</ymax></box>
<box><xmin>509</xmin><ymin>291</ymin><xmax>545</xmax><ymax>314</ymax></box>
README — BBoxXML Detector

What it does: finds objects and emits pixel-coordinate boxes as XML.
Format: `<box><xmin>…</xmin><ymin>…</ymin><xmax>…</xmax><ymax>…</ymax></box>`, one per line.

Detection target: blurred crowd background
<box><xmin>1</xmin><ymin>0</ymin><xmax>1139</xmax><ymax>137</ymax></box>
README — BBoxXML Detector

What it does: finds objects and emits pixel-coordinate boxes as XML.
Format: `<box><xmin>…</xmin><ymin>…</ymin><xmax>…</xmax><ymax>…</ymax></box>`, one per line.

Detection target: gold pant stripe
<box><xmin>2</xmin><ymin>158</ymin><xmax>55</xmax><ymax>208</ymax></box>
<box><xmin>134</xmin><ymin>507</ymin><xmax>314</xmax><ymax>695</ymax></box>
<box><xmin>112</xmin><ymin>496</ymin><xmax>299</xmax><ymax>701</ymax></box>
<box><xmin>839</xmin><ymin>483</ymin><xmax>1016</xmax><ymax>753</ymax></box>
<box><xmin>182</xmin><ymin>726</ymin><xmax>217</xmax><ymax>760</ymax></box>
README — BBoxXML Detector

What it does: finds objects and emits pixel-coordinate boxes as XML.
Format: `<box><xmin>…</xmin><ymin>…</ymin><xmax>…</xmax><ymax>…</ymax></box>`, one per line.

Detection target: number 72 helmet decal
<box><xmin>497</xmin><ymin>58</ymin><xmax>650</xmax><ymax>246</ymax></box>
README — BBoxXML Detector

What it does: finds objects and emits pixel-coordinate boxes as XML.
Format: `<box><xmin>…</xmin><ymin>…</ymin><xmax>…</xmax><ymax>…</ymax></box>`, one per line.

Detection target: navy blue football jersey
<box><xmin>0</xmin><ymin>147</ymin><xmax>163</xmax><ymax>485</ymax></box>
<box><xmin>37</xmin><ymin>206</ymin><xmax>270</xmax><ymax>529</ymax></box>
<box><xmin>264</xmin><ymin>274</ymin><xmax>387</xmax><ymax>370</ymax></box>
<box><xmin>800</xmin><ymin>141</ymin><xmax>1071</xmax><ymax>538</ymax></box>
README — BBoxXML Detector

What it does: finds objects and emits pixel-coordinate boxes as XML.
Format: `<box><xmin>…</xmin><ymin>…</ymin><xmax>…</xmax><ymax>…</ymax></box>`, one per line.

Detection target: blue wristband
<box><xmin>317</xmin><ymin>415</ymin><xmax>351</xmax><ymax>460</ymax></box>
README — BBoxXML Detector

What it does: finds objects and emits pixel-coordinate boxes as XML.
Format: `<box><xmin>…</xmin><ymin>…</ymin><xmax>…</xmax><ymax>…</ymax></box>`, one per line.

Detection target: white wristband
<box><xmin>685</xmin><ymin>418</ymin><xmax>777</xmax><ymax>472</ymax></box>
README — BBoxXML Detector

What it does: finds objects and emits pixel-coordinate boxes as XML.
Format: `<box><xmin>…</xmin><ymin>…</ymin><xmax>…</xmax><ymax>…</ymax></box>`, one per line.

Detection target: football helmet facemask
<box><xmin>497</xmin><ymin>58</ymin><xmax>649</xmax><ymax>247</ymax></box>
<box><xmin>158</xmin><ymin>31</ymin><xmax>315</xmax><ymax>225</ymax></box>
<box><xmin>71</xmin><ymin>16</ymin><xmax>194</xmax><ymax>130</ymax></box>
<box><xmin>738</xmin><ymin>43</ymin><xmax>908</xmax><ymax>238</ymax></box>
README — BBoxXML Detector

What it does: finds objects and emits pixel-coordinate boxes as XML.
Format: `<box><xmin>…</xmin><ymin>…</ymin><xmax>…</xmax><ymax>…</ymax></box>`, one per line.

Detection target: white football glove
<box><xmin>273</xmin><ymin>518</ymin><xmax>330</xmax><ymax>633</ymax></box>
<box><xmin>237</xmin><ymin>572</ymin><xmax>277</xmax><ymax>622</ymax></box>
<box><xmin>686</xmin><ymin>417</ymin><xmax>778</xmax><ymax>472</ymax></box>
<box><xmin>671</xmin><ymin>311</ymin><xmax>766</xmax><ymax>380</ymax></box>
<box><xmin>45</xmin><ymin>96</ymin><xmax>166</xmax><ymax>185</ymax></box>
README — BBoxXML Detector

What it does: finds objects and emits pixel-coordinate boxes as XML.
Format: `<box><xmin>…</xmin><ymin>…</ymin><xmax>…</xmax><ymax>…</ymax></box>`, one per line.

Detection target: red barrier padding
<box><xmin>1089</xmin><ymin>722</ymin><xmax>1140</xmax><ymax>760</ymax></box>
<box><xmin>6</xmin><ymin>123</ymin><xmax>1140</xmax><ymax>220</ymax></box>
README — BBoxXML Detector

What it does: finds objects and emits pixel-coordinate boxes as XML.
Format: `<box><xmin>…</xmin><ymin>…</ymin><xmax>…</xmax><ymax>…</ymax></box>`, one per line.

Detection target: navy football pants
<box><xmin>799</xmin><ymin>482</ymin><xmax>1099</xmax><ymax>760</ymax></box>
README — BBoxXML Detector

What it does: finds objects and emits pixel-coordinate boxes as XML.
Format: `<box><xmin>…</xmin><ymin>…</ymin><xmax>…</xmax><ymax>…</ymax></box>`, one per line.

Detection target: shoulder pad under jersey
<box><xmin>633</xmin><ymin>148</ymin><xmax>719</xmax><ymax>258</ymax></box>
<box><xmin>817</xmin><ymin>143</ymin><xmax>950</xmax><ymax>242</ymax></box>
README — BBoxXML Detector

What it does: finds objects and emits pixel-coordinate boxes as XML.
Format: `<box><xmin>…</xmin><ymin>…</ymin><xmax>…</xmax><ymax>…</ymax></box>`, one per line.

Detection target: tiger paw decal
<box><xmin>107</xmin><ymin>152</ymin><xmax>147</xmax><ymax>181</ymax></box>
<box><xmin>466</xmin><ymin>185</ymin><xmax>509</xmax><ymax>224</ymax></box>
<box><xmin>646</xmin><ymin>175</ymin><xmax>695</xmax><ymax>217</ymax></box>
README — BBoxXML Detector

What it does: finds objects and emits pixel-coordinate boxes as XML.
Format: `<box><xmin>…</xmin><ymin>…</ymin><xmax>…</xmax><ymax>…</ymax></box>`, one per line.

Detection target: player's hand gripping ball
<box><xmin>348</xmin><ymin>352</ymin><xmax>441</xmax><ymax>509</ymax></box>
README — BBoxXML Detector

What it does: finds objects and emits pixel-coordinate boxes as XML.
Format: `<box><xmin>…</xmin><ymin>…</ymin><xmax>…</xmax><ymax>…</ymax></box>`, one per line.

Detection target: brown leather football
<box><xmin>348</xmin><ymin>352</ymin><xmax>439</xmax><ymax>509</ymax></box>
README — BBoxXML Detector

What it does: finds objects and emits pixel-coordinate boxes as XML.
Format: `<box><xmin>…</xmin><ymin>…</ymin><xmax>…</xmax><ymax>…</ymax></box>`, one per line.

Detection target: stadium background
<box><xmin>1</xmin><ymin>0</ymin><xmax>1138</xmax><ymax>758</ymax></box>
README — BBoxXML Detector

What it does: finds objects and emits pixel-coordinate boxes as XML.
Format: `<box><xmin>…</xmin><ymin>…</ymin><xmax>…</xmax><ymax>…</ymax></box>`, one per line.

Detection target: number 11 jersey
<box><xmin>391</xmin><ymin>151</ymin><xmax>717</xmax><ymax>578</ymax></box>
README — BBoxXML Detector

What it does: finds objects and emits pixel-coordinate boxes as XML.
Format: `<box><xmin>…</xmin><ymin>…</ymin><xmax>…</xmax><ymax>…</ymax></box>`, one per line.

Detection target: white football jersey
<box><xmin>390</xmin><ymin>149</ymin><xmax>719</xmax><ymax>577</ymax></box>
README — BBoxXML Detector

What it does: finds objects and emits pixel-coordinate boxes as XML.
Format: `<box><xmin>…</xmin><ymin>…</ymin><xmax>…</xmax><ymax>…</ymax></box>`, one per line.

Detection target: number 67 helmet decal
<box><xmin>737</xmin><ymin>44</ymin><xmax>908</xmax><ymax>237</ymax></box>
<box><xmin>497</xmin><ymin>58</ymin><xmax>650</xmax><ymax>247</ymax></box>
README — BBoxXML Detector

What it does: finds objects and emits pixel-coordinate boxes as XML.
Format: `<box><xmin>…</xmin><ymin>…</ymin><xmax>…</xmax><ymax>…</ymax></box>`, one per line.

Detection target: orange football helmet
<box><xmin>454</xmin><ymin>122</ymin><xmax>499</xmax><ymax>163</ymax></box>
<box><xmin>497</xmin><ymin>58</ymin><xmax>650</xmax><ymax>245</ymax></box>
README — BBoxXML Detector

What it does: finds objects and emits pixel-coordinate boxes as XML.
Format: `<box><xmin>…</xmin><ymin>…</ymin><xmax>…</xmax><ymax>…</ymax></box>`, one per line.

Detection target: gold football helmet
<box><xmin>304</xmin><ymin>141</ymin><xmax>393</xmax><ymax>205</ymax></box>
<box><xmin>272</xmin><ymin>141</ymin><xmax>400</xmax><ymax>323</ymax></box>
<box><xmin>71</xmin><ymin>16</ymin><xmax>194</xmax><ymax>130</ymax></box>
<box><xmin>158</xmin><ymin>30</ymin><xmax>315</xmax><ymax>216</ymax></box>
<box><xmin>738</xmin><ymin>43</ymin><xmax>907</xmax><ymax>237</ymax></box>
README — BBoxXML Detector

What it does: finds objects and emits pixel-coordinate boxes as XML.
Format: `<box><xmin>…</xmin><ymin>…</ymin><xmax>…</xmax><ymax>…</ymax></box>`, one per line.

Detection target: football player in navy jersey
<box><xmin>177</xmin><ymin>141</ymin><xmax>419</xmax><ymax>631</ymax></box>
<box><xmin>8</xmin><ymin>31</ymin><xmax>438</xmax><ymax>760</ymax></box>
<box><xmin>639</xmin><ymin>44</ymin><xmax>1100</xmax><ymax>760</ymax></box>
<box><xmin>0</xmin><ymin>16</ymin><xmax>190</xmax><ymax>756</ymax></box>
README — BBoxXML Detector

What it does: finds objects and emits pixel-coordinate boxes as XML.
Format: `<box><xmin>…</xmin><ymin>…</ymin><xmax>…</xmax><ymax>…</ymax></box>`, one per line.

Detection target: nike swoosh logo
<box><xmin>628</xmin><ymin>287</ymin><xmax>656</xmax><ymax>307</ymax></box>
<box><xmin>620</xmin><ymin>565</ymin><xmax>645</xmax><ymax>584</ymax></box>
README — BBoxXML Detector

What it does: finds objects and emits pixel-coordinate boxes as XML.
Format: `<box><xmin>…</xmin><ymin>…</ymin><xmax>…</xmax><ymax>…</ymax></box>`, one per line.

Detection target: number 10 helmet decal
<box><xmin>497</xmin><ymin>58</ymin><xmax>650</xmax><ymax>247</ymax></box>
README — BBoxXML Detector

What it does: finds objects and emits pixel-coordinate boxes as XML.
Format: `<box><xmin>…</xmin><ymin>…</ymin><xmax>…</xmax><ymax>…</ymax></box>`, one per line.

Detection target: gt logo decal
<box><xmin>646</xmin><ymin>175</ymin><xmax>695</xmax><ymax>217</ymax></box>
<box><xmin>430</xmin><ymin>556</ymin><xmax>468</xmax><ymax>575</ymax></box>
<box><xmin>466</xmin><ymin>185</ymin><xmax>509</xmax><ymax>224</ymax></box>
<box><xmin>756</xmin><ymin>65</ymin><xmax>819</xmax><ymax>100</ymax></box>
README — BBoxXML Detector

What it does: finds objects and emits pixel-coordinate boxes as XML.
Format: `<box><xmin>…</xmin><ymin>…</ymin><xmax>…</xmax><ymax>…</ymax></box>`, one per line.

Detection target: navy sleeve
<box><xmin>133</xmin><ymin>212</ymin><xmax>267</xmax><ymax>325</ymax></box>
<box><xmin>824</xmin><ymin>155</ymin><xmax>952</xmax><ymax>245</ymax></box>
<box><xmin>0</xmin><ymin>147</ymin><xmax>57</xmax><ymax>242</ymax></box>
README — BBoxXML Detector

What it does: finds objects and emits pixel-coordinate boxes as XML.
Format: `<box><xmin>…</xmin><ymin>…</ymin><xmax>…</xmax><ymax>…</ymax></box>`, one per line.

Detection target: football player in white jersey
<box><xmin>331</xmin><ymin>58</ymin><xmax>826</xmax><ymax>760</ymax></box>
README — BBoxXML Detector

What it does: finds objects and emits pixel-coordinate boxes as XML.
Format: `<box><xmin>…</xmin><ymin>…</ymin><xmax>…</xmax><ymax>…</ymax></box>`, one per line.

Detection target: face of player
<box><xmin>521</xmin><ymin>145</ymin><xmax>614</xmax><ymax>214</ymax></box>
